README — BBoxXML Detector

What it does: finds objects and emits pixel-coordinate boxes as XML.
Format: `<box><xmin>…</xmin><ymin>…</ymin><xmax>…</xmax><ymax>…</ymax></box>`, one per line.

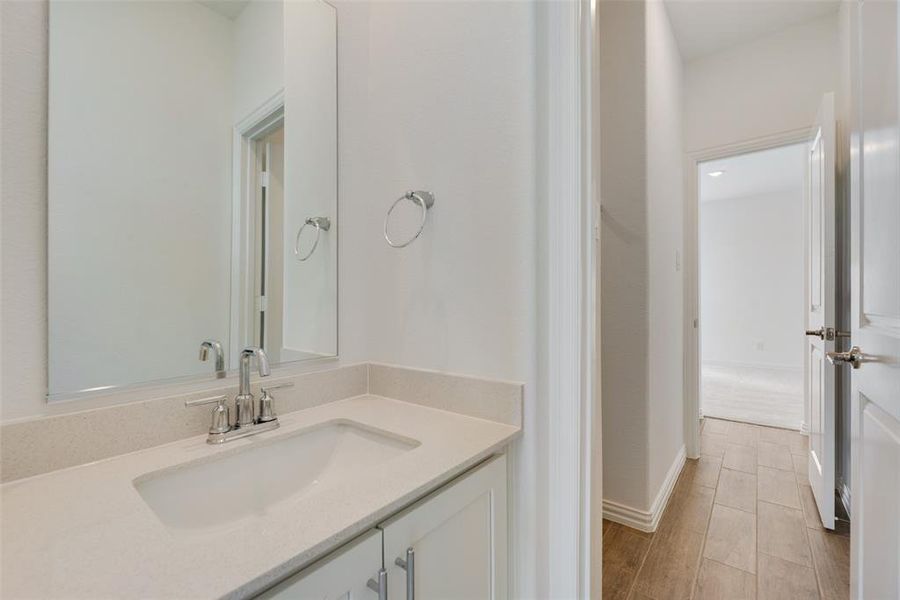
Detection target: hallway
<box><xmin>603</xmin><ymin>418</ymin><xmax>850</xmax><ymax>599</ymax></box>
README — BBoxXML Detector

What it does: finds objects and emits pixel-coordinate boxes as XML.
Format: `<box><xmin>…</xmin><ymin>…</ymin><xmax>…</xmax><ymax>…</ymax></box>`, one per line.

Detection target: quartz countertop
<box><xmin>1</xmin><ymin>395</ymin><xmax>520</xmax><ymax>599</ymax></box>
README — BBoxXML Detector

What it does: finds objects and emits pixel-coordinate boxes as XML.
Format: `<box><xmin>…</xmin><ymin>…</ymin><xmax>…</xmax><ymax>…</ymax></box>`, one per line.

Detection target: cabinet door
<box><xmin>256</xmin><ymin>529</ymin><xmax>383</xmax><ymax>600</ymax></box>
<box><xmin>380</xmin><ymin>455</ymin><xmax>507</xmax><ymax>600</ymax></box>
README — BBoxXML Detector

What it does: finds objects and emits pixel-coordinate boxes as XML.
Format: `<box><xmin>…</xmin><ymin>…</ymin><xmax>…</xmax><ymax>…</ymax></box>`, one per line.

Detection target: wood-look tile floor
<box><xmin>603</xmin><ymin>417</ymin><xmax>850</xmax><ymax>600</ymax></box>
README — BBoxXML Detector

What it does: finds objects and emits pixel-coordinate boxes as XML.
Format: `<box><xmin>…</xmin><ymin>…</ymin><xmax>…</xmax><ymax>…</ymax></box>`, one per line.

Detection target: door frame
<box><xmin>229</xmin><ymin>91</ymin><xmax>285</xmax><ymax>369</ymax></box>
<box><xmin>529</xmin><ymin>0</ymin><xmax>599</xmax><ymax>598</ymax></box>
<box><xmin>683</xmin><ymin>126</ymin><xmax>811</xmax><ymax>458</ymax></box>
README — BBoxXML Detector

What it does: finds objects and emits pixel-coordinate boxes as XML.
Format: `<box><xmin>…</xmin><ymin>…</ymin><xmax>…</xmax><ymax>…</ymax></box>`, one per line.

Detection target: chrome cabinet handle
<box><xmin>395</xmin><ymin>547</ymin><xmax>415</xmax><ymax>600</ymax></box>
<box><xmin>827</xmin><ymin>346</ymin><xmax>864</xmax><ymax>369</ymax></box>
<box><xmin>367</xmin><ymin>568</ymin><xmax>387</xmax><ymax>599</ymax></box>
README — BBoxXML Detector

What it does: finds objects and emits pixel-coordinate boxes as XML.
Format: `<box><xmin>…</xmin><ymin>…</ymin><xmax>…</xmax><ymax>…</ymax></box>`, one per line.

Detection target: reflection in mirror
<box><xmin>48</xmin><ymin>0</ymin><xmax>337</xmax><ymax>399</ymax></box>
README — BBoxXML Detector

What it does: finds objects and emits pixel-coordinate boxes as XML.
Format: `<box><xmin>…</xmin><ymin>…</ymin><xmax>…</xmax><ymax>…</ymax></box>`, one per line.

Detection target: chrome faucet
<box><xmin>184</xmin><ymin>347</ymin><xmax>290</xmax><ymax>444</ymax></box>
<box><xmin>234</xmin><ymin>346</ymin><xmax>270</xmax><ymax>428</ymax></box>
<box><xmin>199</xmin><ymin>339</ymin><xmax>226</xmax><ymax>378</ymax></box>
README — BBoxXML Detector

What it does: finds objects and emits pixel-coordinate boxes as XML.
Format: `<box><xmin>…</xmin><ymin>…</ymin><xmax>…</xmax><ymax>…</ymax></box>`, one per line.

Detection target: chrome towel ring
<box><xmin>294</xmin><ymin>216</ymin><xmax>331</xmax><ymax>261</ymax></box>
<box><xmin>384</xmin><ymin>190</ymin><xmax>435</xmax><ymax>248</ymax></box>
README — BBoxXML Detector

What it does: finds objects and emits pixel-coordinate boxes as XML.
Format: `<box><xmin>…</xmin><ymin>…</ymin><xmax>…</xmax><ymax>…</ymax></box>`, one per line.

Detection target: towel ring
<box><xmin>384</xmin><ymin>190</ymin><xmax>435</xmax><ymax>248</ymax></box>
<box><xmin>294</xmin><ymin>216</ymin><xmax>331</xmax><ymax>262</ymax></box>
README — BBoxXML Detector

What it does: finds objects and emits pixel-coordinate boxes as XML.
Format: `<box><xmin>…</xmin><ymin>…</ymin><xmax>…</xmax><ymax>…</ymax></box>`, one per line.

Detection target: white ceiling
<box><xmin>699</xmin><ymin>142</ymin><xmax>807</xmax><ymax>203</ymax></box>
<box><xmin>665</xmin><ymin>0</ymin><xmax>840</xmax><ymax>61</ymax></box>
<box><xmin>197</xmin><ymin>0</ymin><xmax>250</xmax><ymax>20</ymax></box>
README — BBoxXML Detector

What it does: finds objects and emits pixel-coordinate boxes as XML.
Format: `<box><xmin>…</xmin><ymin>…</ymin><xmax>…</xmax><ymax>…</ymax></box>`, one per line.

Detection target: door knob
<box><xmin>827</xmin><ymin>346</ymin><xmax>864</xmax><ymax>369</ymax></box>
<box><xmin>806</xmin><ymin>326</ymin><xmax>850</xmax><ymax>341</ymax></box>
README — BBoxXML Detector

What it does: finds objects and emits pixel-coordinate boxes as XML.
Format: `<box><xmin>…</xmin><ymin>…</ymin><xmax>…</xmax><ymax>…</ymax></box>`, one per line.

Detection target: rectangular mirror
<box><xmin>47</xmin><ymin>0</ymin><xmax>337</xmax><ymax>399</ymax></box>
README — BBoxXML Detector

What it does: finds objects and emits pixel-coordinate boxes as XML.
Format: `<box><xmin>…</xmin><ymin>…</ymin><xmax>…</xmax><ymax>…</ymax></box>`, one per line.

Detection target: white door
<box><xmin>380</xmin><ymin>455</ymin><xmax>508</xmax><ymax>600</ymax></box>
<box><xmin>848</xmin><ymin>1</ymin><xmax>900</xmax><ymax>597</ymax></box>
<box><xmin>255</xmin><ymin>529</ymin><xmax>383</xmax><ymax>599</ymax></box>
<box><xmin>805</xmin><ymin>92</ymin><xmax>837</xmax><ymax>530</ymax></box>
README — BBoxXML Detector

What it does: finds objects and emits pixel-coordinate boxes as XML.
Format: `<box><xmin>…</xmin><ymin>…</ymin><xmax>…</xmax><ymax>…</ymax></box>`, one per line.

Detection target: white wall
<box><xmin>282</xmin><ymin>0</ymin><xmax>337</xmax><ymax>357</ymax></box>
<box><xmin>47</xmin><ymin>1</ymin><xmax>234</xmax><ymax>394</ymax></box>
<box><xmin>700</xmin><ymin>190</ymin><xmax>804</xmax><ymax>370</ymax></box>
<box><xmin>599</xmin><ymin>0</ymin><xmax>685</xmax><ymax>515</ymax></box>
<box><xmin>334</xmin><ymin>1</ymin><xmax>536</xmax><ymax>386</ymax></box>
<box><xmin>232</xmin><ymin>0</ymin><xmax>283</xmax><ymax>122</ymax></box>
<box><xmin>599</xmin><ymin>0</ymin><xmax>650</xmax><ymax>512</ymax></box>
<box><xmin>684</xmin><ymin>13</ymin><xmax>839</xmax><ymax>152</ymax></box>
<box><xmin>645</xmin><ymin>0</ymin><xmax>685</xmax><ymax>506</ymax></box>
<box><xmin>1</xmin><ymin>0</ymin><xmax>48</xmax><ymax>421</ymax></box>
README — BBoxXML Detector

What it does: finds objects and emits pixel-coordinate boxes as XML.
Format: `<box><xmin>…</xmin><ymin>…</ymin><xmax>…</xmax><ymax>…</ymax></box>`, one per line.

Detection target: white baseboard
<box><xmin>602</xmin><ymin>445</ymin><xmax>686</xmax><ymax>532</ymax></box>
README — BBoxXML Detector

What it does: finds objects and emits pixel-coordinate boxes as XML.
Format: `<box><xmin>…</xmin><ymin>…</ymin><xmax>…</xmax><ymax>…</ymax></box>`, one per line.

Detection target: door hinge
<box><xmin>261</xmin><ymin>171</ymin><xmax>270</xmax><ymax>189</ymax></box>
<box><xmin>255</xmin><ymin>295</ymin><xmax>268</xmax><ymax>312</ymax></box>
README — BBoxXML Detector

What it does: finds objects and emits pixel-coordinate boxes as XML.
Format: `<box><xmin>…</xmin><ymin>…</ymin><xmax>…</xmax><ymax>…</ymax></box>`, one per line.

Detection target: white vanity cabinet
<box><xmin>256</xmin><ymin>529</ymin><xmax>383</xmax><ymax>600</ymax></box>
<box><xmin>256</xmin><ymin>455</ymin><xmax>507</xmax><ymax>600</ymax></box>
<box><xmin>380</xmin><ymin>455</ymin><xmax>507</xmax><ymax>600</ymax></box>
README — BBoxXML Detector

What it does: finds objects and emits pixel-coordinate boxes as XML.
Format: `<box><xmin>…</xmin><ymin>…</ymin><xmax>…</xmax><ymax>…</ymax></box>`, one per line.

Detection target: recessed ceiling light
<box><xmin>708</xmin><ymin>170</ymin><xmax>725</xmax><ymax>178</ymax></box>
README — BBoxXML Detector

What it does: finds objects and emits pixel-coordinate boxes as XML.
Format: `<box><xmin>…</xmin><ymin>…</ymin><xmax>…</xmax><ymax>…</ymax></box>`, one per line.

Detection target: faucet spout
<box><xmin>235</xmin><ymin>346</ymin><xmax>270</xmax><ymax>428</ymax></box>
<box><xmin>239</xmin><ymin>346</ymin><xmax>270</xmax><ymax>395</ymax></box>
<box><xmin>199</xmin><ymin>339</ymin><xmax>226</xmax><ymax>378</ymax></box>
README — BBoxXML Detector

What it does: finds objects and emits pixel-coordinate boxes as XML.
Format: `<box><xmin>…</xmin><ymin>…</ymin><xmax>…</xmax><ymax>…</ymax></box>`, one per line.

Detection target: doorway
<box><xmin>252</xmin><ymin>125</ymin><xmax>286</xmax><ymax>364</ymax></box>
<box><xmin>698</xmin><ymin>142</ymin><xmax>808</xmax><ymax>430</ymax></box>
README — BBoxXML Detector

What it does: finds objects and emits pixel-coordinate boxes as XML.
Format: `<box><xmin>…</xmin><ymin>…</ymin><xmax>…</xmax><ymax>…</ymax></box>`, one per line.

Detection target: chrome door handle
<box><xmin>367</xmin><ymin>568</ymin><xmax>387</xmax><ymax>600</ymax></box>
<box><xmin>827</xmin><ymin>346</ymin><xmax>863</xmax><ymax>369</ymax></box>
<box><xmin>806</xmin><ymin>327</ymin><xmax>850</xmax><ymax>341</ymax></box>
<box><xmin>395</xmin><ymin>547</ymin><xmax>414</xmax><ymax>600</ymax></box>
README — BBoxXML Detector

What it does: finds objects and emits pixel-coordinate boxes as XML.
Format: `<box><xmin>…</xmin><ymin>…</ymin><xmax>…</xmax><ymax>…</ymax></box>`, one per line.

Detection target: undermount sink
<box><xmin>133</xmin><ymin>420</ymin><xmax>419</xmax><ymax>532</ymax></box>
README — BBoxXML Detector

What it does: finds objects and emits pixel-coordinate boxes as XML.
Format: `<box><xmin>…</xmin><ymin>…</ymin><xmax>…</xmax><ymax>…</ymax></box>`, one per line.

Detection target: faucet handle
<box><xmin>185</xmin><ymin>394</ymin><xmax>228</xmax><ymax>407</ymax></box>
<box><xmin>185</xmin><ymin>395</ymin><xmax>231</xmax><ymax>435</ymax></box>
<box><xmin>257</xmin><ymin>383</ymin><xmax>292</xmax><ymax>423</ymax></box>
<box><xmin>260</xmin><ymin>382</ymin><xmax>294</xmax><ymax>394</ymax></box>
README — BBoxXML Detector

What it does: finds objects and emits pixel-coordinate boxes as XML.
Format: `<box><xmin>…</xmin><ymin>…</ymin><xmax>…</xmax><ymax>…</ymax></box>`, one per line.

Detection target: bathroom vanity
<box><xmin>261</xmin><ymin>454</ymin><xmax>506</xmax><ymax>600</ymax></box>
<box><xmin>1</xmin><ymin>2</ymin><xmax>523</xmax><ymax>597</ymax></box>
<box><xmin>1</xmin><ymin>387</ymin><xmax>519</xmax><ymax>599</ymax></box>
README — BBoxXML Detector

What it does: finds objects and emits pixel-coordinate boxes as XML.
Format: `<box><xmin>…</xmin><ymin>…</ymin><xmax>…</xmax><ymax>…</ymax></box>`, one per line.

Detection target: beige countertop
<box><xmin>1</xmin><ymin>394</ymin><xmax>520</xmax><ymax>599</ymax></box>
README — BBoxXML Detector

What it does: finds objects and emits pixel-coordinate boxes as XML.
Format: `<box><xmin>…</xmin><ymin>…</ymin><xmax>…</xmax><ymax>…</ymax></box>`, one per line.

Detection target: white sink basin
<box><xmin>133</xmin><ymin>420</ymin><xmax>419</xmax><ymax>532</ymax></box>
